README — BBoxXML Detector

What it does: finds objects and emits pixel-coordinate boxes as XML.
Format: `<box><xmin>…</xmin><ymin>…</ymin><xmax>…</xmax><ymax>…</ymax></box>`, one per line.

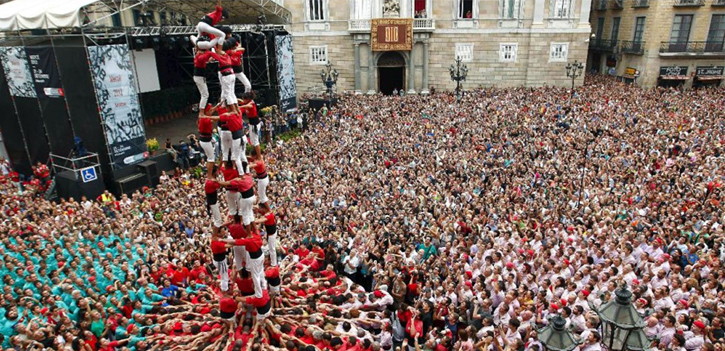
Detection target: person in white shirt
<box><xmin>342</xmin><ymin>249</ymin><xmax>360</xmax><ymax>281</ymax></box>
<box><xmin>684</xmin><ymin>320</ymin><xmax>707</xmax><ymax>351</ymax></box>
<box><xmin>580</xmin><ymin>331</ymin><xmax>603</xmax><ymax>351</ymax></box>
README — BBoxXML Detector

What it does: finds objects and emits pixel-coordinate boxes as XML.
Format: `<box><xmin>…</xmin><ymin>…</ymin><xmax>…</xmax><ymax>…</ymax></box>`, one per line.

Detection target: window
<box><xmin>457</xmin><ymin>0</ymin><xmax>474</xmax><ymax>19</ymax></box>
<box><xmin>611</xmin><ymin>17</ymin><xmax>621</xmax><ymax>42</ymax></box>
<box><xmin>499</xmin><ymin>43</ymin><xmax>518</xmax><ymax>62</ymax></box>
<box><xmin>501</xmin><ymin>0</ymin><xmax>520</xmax><ymax>19</ymax></box>
<box><xmin>595</xmin><ymin>17</ymin><xmax>605</xmax><ymax>43</ymax></box>
<box><xmin>111</xmin><ymin>13</ymin><xmax>121</xmax><ymax>27</ymax></box>
<box><xmin>307</xmin><ymin>0</ymin><xmax>327</xmax><ymax>21</ymax></box>
<box><xmin>706</xmin><ymin>14</ymin><xmax>725</xmax><ymax>52</ymax></box>
<box><xmin>353</xmin><ymin>0</ymin><xmax>372</xmax><ymax>19</ymax></box>
<box><xmin>414</xmin><ymin>0</ymin><xmax>428</xmax><ymax>18</ymax></box>
<box><xmin>549</xmin><ymin>43</ymin><xmax>569</xmax><ymax>62</ymax></box>
<box><xmin>456</xmin><ymin>44</ymin><xmax>474</xmax><ymax>62</ymax></box>
<box><xmin>551</xmin><ymin>0</ymin><xmax>571</xmax><ymax>18</ymax></box>
<box><xmin>633</xmin><ymin>17</ymin><xmax>646</xmax><ymax>43</ymax></box>
<box><xmin>310</xmin><ymin>46</ymin><xmax>328</xmax><ymax>65</ymax></box>
<box><xmin>670</xmin><ymin>15</ymin><xmax>693</xmax><ymax>43</ymax></box>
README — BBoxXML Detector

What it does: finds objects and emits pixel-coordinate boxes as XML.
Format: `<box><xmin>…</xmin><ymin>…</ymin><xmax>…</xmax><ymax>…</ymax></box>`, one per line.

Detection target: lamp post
<box><xmin>537</xmin><ymin>316</ymin><xmax>579</xmax><ymax>351</ymax></box>
<box><xmin>590</xmin><ymin>284</ymin><xmax>647</xmax><ymax>351</ymax></box>
<box><xmin>565</xmin><ymin>60</ymin><xmax>584</xmax><ymax>99</ymax></box>
<box><xmin>449</xmin><ymin>57</ymin><xmax>468</xmax><ymax>103</ymax></box>
<box><xmin>320</xmin><ymin>61</ymin><xmax>339</xmax><ymax>99</ymax></box>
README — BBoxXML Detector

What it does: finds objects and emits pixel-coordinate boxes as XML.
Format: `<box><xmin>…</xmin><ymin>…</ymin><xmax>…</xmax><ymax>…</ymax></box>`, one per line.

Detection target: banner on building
<box><xmin>371</xmin><ymin>18</ymin><xmax>413</xmax><ymax>52</ymax></box>
<box><xmin>275</xmin><ymin>35</ymin><xmax>298</xmax><ymax>112</ymax></box>
<box><xmin>695</xmin><ymin>66</ymin><xmax>724</xmax><ymax>77</ymax></box>
<box><xmin>0</xmin><ymin>46</ymin><xmax>37</xmax><ymax>98</ymax></box>
<box><xmin>26</xmin><ymin>46</ymin><xmax>64</xmax><ymax>98</ymax></box>
<box><xmin>87</xmin><ymin>44</ymin><xmax>147</xmax><ymax>169</ymax></box>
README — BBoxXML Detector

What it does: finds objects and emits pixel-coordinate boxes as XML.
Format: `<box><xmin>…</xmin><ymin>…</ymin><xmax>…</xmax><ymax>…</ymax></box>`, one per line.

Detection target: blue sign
<box><xmin>80</xmin><ymin>166</ymin><xmax>97</xmax><ymax>183</ymax></box>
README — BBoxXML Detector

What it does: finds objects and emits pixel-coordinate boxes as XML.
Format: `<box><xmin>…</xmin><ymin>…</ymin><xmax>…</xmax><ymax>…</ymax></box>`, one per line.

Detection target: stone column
<box><xmin>533</xmin><ymin>0</ymin><xmax>545</xmax><ymax>27</ymax></box>
<box><xmin>354</xmin><ymin>43</ymin><xmax>361</xmax><ymax>94</ymax></box>
<box><xmin>420</xmin><ymin>41</ymin><xmax>429</xmax><ymax>94</ymax></box>
<box><xmin>579</xmin><ymin>0</ymin><xmax>591</xmax><ymax>27</ymax></box>
<box><xmin>407</xmin><ymin>44</ymin><xmax>416</xmax><ymax>94</ymax></box>
<box><xmin>367</xmin><ymin>45</ymin><xmax>376</xmax><ymax>94</ymax></box>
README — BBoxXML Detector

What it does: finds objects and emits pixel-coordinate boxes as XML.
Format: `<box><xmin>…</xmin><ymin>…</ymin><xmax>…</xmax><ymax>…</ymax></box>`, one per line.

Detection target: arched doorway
<box><xmin>377</xmin><ymin>52</ymin><xmax>405</xmax><ymax>95</ymax></box>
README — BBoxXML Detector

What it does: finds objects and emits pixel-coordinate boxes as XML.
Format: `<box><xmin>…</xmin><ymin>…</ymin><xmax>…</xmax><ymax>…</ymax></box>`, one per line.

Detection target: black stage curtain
<box><xmin>0</xmin><ymin>68</ymin><xmax>31</xmax><ymax>174</ymax></box>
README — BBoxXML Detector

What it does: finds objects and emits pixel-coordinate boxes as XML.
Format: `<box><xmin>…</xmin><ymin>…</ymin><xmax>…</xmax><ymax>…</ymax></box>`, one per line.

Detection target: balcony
<box><xmin>595</xmin><ymin>0</ymin><xmax>608</xmax><ymax>11</ymax></box>
<box><xmin>714</xmin><ymin>0</ymin><xmax>725</xmax><ymax>6</ymax></box>
<box><xmin>348</xmin><ymin>18</ymin><xmax>435</xmax><ymax>33</ymax></box>
<box><xmin>673</xmin><ymin>0</ymin><xmax>705</xmax><ymax>6</ymax></box>
<box><xmin>632</xmin><ymin>0</ymin><xmax>649</xmax><ymax>8</ymax></box>
<box><xmin>610</xmin><ymin>0</ymin><xmax>624</xmax><ymax>10</ymax></box>
<box><xmin>621</xmin><ymin>40</ymin><xmax>645</xmax><ymax>55</ymax></box>
<box><xmin>659</xmin><ymin>41</ymin><xmax>725</xmax><ymax>56</ymax></box>
<box><xmin>589</xmin><ymin>39</ymin><xmax>618</xmax><ymax>52</ymax></box>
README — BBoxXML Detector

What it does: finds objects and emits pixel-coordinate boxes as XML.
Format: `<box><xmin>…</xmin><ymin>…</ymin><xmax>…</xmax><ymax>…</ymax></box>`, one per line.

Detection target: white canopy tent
<box><xmin>0</xmin><ymin>0</ymin><xmax>100</xmax><ymax>31</ymax></box>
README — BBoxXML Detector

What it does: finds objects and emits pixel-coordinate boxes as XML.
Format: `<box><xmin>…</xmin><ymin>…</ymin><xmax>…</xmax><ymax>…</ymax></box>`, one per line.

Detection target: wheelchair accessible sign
<box><xmin>80</xmin><ymin>166</ymin><xmax>98</xmax><ymax>183</ymax></box>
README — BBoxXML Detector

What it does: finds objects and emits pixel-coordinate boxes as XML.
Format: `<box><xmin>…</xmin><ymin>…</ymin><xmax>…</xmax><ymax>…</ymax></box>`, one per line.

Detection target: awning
<box><xmin>696</xmin><ymin>76</ymin><xmax>724</xmax><ymax>81</ymax></box>
<box><xmin>659</xmin><ymin>75</ymin><xmax>690</xmax><ymax>80</ymax></box>
<box><xmin>0</xmin><ymin>0</ymin><xmax>99</xmax><ymax>31</ymax></box>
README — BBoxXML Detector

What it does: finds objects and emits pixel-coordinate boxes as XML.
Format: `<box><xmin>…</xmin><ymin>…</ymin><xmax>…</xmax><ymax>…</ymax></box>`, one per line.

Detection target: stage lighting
<box><xmin>133</xmin><ymin>37</ymin><xmax>147</xmax><ymax>51</ymax></box>
<box><xmin>151</xmin><ymin>37</ymin><xmax>161</xmax><ymax>50</ymax></box>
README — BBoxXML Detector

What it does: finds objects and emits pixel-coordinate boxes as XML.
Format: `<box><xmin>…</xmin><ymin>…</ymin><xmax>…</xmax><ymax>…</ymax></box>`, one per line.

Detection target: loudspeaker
<box><xmin>56</xmin><ymin>170</ymin><xmax>105</xmax><ymax>201</ymax></box>
<box><xmin>115</xmin><ymin>173</ymin><xmax>148</xmax><ymax>195</ymax></box>
<box><xmin>137</xmin><ymin>160</ymin><xmax>159</xmax><ymax>187</ymax></box>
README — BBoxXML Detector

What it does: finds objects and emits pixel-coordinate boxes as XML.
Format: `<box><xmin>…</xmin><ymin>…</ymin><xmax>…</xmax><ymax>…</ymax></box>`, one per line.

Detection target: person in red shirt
<box><xmin>226</xmin><ymin>216</ymin><xmax>248</xmax><ymax>271</ymax></box>
<box><xmin>229</xmin><ymin>42</ymin><xmax>251</xmax><ymax>93</ymax></box>
<box><xmin>239</xmin><ymin>92</ymin><xmax>261</xmax><ymax>156</ymax></box>
<box><xmin>205</xmin><ymin>166</ymin><xmax>223</xmax><ymax>235</ymax></box>
<box><xmin>191</xmin><ymin>0</ymin><xmax>228</xmax><ymax>50</ymax></box>
<box><xmin>223</xmin><ymin>227</ymin><xmax>265</xmax><ymax>298</ymax></box>
<box><xmin>232</xmin><ymin>173</ymin><xmax>255</xmax><ymax>228</ymax></box>
<box><xmin>244</xmin><ymin>289</ymin><xmax>271</xmax><ymax>323</ymax></box>
<box><xmin>249</xmin><ymin>156</ymin><xmax>269</xmax><ymax>209</ymax></box>
<box><xmin>264</xmin><ymin>263</ymin><xmax>280</xmax><ymax>299</ymax></box>
<box><xmin>219</xmin><ymin>161</ymin><xmax>241</xmax><ymax>218</ymax></box>
<box><xmin>254</xmin><ymin>206</ymin><xmax>277</xmax><ymax>266</ymax></box>
<box><xmin>203</xmin><ymin>110</ymin><xmax>245</xmax><ymax>174</ymax></box>
<box><xmin>211</xmin><ymin>236</ymin><xmax>230</xmax><ymax>292</ymax></box>
<box><xmin>219</xmin><ymin>289</ymin><xmax>239</xmax><ymax>324</ymax></box>
<box><xmin>193</xmin><ymin>49</ymin><xmax>215</xmax><ymax>118</ymax></box>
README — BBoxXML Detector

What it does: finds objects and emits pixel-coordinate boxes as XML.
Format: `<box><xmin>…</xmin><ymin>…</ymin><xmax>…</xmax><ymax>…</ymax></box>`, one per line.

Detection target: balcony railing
<box><xmin>348</xmin><ymin>18</ymin><xmax>435</xmax><ymax>32</ymax></box>
<box><xmin>632</xmin><ymin>0</ymin><xmax>649</xmax><ymax>7</ymax></box>
<box><xmin>714</xmin><ymin>0</ymin><xmax>725</xmax><ymax>6</ymax></box>
<box><xmin>659</xmin><ymin>41</ymin><xmax>725</xmax><ymax>54</ymax></box>
<box><xmin>673</xmin><ymin>0</ymin><xmax>705</xmax><ymax>6</ymax></box>
<box><xmin>610</xmin><ymin>0</ymin><xmax>624</xmax><ymax>9</ymax></box>
<box><xmin>621</xmin><ymin>40</ymin><xmax>645</xmax><ymax>55</ymax></box>
<box><xmin>596</xmin><ymin>0</ymin><xmax>608</xmax><ymax>10</ymax></box>
<box><xmin>589</xmin><ymin>39</ymin><xmax>618</xmax><ymax>52</ymax></box>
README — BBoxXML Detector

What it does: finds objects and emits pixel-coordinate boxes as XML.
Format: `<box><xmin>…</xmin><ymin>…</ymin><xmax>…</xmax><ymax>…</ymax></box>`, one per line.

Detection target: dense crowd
<box><xmin>1</xmin><ymin>75</ymin><xmax>725</xmax><ymax>351</ymax></box>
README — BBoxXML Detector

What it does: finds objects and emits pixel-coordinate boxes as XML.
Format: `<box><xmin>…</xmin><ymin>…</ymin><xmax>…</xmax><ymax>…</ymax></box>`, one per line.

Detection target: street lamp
<box><xmin>538</xmin><ymin>316</ymin><xmax>579</xmax><ymax>351</ymax></box>
<box><xmin>320</xmin><ymin>61</ymin><xmax>339</xmax><ymax>98</ymax></box>
<box><xmin>565</xmin><ymin>60</ymin><xmax>584</xmax><ymax>98</ymax></box>
<box><xmin>590</xmin><ymin>284</ymin><xmax>646</xmax><ymax>351</ymax></box>
<box><xmin>449</xmin><ymin>56</ymin><xmax>468</xmax><ymax>102</ymax></box>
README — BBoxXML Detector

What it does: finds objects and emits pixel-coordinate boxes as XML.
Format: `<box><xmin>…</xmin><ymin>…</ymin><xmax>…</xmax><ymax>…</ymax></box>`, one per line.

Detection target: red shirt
<box><xmin>222</xmin><ymin>168</ymin><xmax>239</xmax><ymax>190</ymax></box>
<box><xmin>219</xmin><ymin>296</ymin><xmax>237</xmax><ymax>313</ymax></box>
<box><xmin>234</xmin><ymin>234</ymin><xmax>263</xmax><ymax>253</ymax></box>
<box><xmin>194</xmin><ymin>51</ymin><xmax>215</xmax><ymax>69</ymax></box>
<box><xmin>254</xmin><ymin>160</ymin><xmax>266</xmax><ymax>174</ymax></box>
<box><xmin>265</xmin><ymin>266</ymin><xmax>280</xmax><ymax>279</ymax></box>
<box><xmin>228</xmin><ymin>223</ymin><xmax>247</xmax><ymax>239</ymax></box>
<box><xmin>204</xmin><ymin>179</ymin><xmax>220</xmax><ymax>194</ymax></box>
<box><xmin>231</xmin><ymin>174</ymin><xmax>254</xmax><ymax>192</ymax></box>
<box><xmin>204</xmin><ymin>6</ymin><xmax>225</xmax><ymax>26</ymax></box>
<box><xmin>198</xmin><ymin>117</ymin><xmax>214</xmax><ymax>135</ymax></box>
<box><xmin>210</xmin><ymin>52</ymin><xmax>232</xmax><ymax>70</ymax></box>
<box><xmin>264</xmin><ymin>212</ymin><xmax>276</xmax><ymax>226</ymax></box>
<box><xmin>242</xmin><ymin>100</ymin><xmax>258</xmax><ymax>118</ymax></box>
<box><xmin>220</xmin><ymin>113</ymin><xmax>243</xmax><ymax>132</ymax></box>
<box><xmin>245</xmin><ymin>290</ymin><xmax>270</xmax><ymax>308</ymax></box>
<box><xmin>230</xmin><ymin>49</ymin><xmax>244</xmax><ymax>67</ymax></box>
<box><xmin>211</xmin><ymin>240</ymin><xmax>227</xmax><ymax>255</ymax></box>
<box><xmin>236</xmin><ymin>277</ymin><xmax>254</xmax><ymax>295</ymax></box>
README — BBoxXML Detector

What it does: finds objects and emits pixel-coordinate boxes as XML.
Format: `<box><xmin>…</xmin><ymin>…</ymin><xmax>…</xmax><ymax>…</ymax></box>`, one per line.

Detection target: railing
<box><xmin>659</xmin><ymin>41</ymin><xmax>725</xmax><ymax>54</ymax></box>
<box><xmin>589</xmin><ymin>39</ymin><xmax>618</xmax><ymax>52</ymax></box>
<box><xmin>632</xmin><ymin>0</ymin><xmax>649</xmax><ymax>7</ymax></box>
<box><xmin>610</xmin><ymin>0</ymin><xmax>624</xmax><ymax>9</ymax></box>
<box><xmin>714</xmin><ymin>0</ymin><xmax>725</xmax><ymax>6</ymax></box>
<box><xmin>621</xmin><ymin>40</ymin><xmax>645</xmax><ymax>55</ymax></box>
<box><xmin>596</xmin><ymin>0</ymin><xmax>608</xmax><ymax>10</ymax></box>
<box><xmin>673</xmin><ymin>0</ymin><xmax>705</xmax><ymax>6</ymax></box>
<box><xmin>348</xmin><ymin>18</ymin><xmax>435</xmax><ymax>32</ymax></box>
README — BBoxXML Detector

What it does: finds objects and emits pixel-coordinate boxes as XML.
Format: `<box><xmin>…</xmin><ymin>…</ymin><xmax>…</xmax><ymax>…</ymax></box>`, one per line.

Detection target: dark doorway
<box><xmin>377</xmin><ymin>52</ymin><xmax>406</xmax><ymax>95</ymax></box>
<box><xmin>379</xmin><ymin>67</ymin><xmax>405</xmax><ymax>95</ymax></box>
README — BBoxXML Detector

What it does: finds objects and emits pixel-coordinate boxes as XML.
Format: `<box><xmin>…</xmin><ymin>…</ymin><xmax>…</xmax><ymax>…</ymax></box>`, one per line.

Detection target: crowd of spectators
<box><xmin>1</xmin><ymin>75</ymin><xmax>724</xmax><ymax>351</ymax></box>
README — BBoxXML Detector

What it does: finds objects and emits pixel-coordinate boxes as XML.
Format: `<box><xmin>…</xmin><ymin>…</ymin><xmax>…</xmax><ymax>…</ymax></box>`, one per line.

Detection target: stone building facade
<box><xmin>588</xmin><ymin>0</ymin><xmax>725</xmax><ymax>88</ymax></box>
<box><xmin>286</xmin><ymin>0</ymin><xmax>593</xmax><ymax>94</ymax></box>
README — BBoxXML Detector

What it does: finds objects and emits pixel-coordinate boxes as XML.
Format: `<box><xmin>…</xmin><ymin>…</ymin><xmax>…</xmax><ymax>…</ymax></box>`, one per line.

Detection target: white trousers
<box><xmin>226</xmin><ymin>191</ymin><xmax>240</xmax><ymax>216</ymax></box>
<box><xmin>239</xmin><ymin>195</ymin><xmax>256</xmax><ymax>225</ymax></box>
<box><xmin>267</xmin><ymin>233</ymin><xmax>277</xmax><ymax>267</ymax></box>
<box><xmin>200</xmin><ymin>140</ymin><xmax>215</xmax><ymax>162</ymax></box>
<box><xmin>235</xmin><ymin>72</ymin><xmax>252</xmax><ymax>92</ymax></box>
<box><xmin>233</xmin><ymin>246</ymin><xmax>248</xmax><ymax>270</ymax></box>
<box><xmin>247</xmin><ymin>255</ymin><xmax>266</xmax><ymax>298</ymax></box>
<box><xmin>210</xmin><ymin>202</ymin><xmax>223</xmax><ymax>228</ymax></box>
<box><xmin>193</xmin><ymin>76</ymin><xmax>209</xmax><ymax>109</ymax></box>
<box><xmin>213</xmin><ymin>259</ymin><xmax>229</xmax><ymax>291</ymax></box>
<box><xmin>218</xmin><ymin>72</ymin><xmax>237</xmax><ymax>105</ymax></box>
<box><xmin>220</xmin><ymin>130</ymin><xmax>233</xmax><ymax>161</ymax></box>
<box><xmin>257</xmin><ymin>176</ymin><xmax>269</xmax><ymax>204</ymax></box>
<box><xmin>248</xmin><ymin>124</ymin><xmax>260</xmax><ymax>146</ymax></box>
<box><xmin>196</xmin><ymin>22</ymin><xmax>225</xmax><ymax>48</ymax></box>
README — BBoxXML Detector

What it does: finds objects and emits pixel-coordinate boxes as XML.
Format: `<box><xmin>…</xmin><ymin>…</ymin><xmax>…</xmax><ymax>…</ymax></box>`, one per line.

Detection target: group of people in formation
<box><xmin>191</xmin><ymin>0</ymin><xmax>278</xmax><ymax>330</ymax></box>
